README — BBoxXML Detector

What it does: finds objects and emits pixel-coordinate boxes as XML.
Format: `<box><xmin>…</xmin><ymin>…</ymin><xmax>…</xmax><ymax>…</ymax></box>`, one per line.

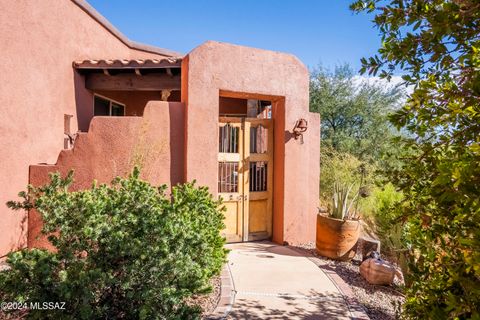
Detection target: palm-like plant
<box><xmin>331</xmin><ymin>182</ymin><xmax>359</xmax><ymax>220</ymax></box>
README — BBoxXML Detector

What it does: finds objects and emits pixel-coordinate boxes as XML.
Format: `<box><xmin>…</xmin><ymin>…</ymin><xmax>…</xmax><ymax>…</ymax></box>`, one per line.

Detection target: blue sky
<box><xmin>87</xmin><ymin>0</ymin><xmax>381</xmax><ymax>71</ymax></box>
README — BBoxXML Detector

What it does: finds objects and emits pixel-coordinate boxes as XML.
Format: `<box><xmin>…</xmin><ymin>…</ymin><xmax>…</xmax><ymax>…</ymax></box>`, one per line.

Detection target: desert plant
<box><xmin>317</xmin><ymin>181</ymin><xmax>362</xmax><ymax>261</ymax></box>
<box><xmin>320</xmin><ymin>147</ymin><xmax>375</xmax><ymax>205</ymax></box>
<box><xmin>1</xmin><ymin>168</ymin><xmax>227</xmax><ymax>319</ymax></box>
<box><xmin>331</xmin><ymin>182</ymin><xmax>359</xmax><ymax>220</ymax></box>
<box><xmin>360</xmin><ymin>184</ymin><xmax>404</xmax><ymax>251</ymax></box>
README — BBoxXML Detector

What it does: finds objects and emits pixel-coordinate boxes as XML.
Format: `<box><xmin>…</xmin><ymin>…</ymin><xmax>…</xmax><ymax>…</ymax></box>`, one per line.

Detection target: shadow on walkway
<box><xmin>229</xmin><ymin>289</ymin><xmax>347</xmax><ymax>319</ymax></box>
<box><xmin>226</xmin><ymin>242</ymin><xmax>352</xmax><ymax>320</ymax></box>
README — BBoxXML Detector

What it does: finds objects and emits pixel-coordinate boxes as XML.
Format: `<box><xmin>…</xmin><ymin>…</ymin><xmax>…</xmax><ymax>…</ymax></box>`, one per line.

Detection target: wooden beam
<box><xmin>85</xmin><ymin>73</ymin><xmax>180</xmax><ymax>91</ymax></box>
<box><xmin>219</xmin><ymin>89</ymin><xmax>283</xmax><ymax>102</ymax></box>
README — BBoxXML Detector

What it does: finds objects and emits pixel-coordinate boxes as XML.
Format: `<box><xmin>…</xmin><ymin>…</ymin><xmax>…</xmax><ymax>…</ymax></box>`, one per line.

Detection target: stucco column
<box><xmin>181</xmin><ymin>41</ymin><xmax>319</xmax><ymax>244</ymax></box>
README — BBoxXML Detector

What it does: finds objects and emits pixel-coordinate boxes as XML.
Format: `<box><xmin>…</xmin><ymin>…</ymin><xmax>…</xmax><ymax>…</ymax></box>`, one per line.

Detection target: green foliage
<box><xmin>351</xmin><ymin>0</ymin><xmax>480</xmax><ymax>318</ymax></box>
<box><xmin>2</xmin><ymin>168</ymin><xmax>227</xmax><ymax>319</ymax></box>
<box><xmin>361</xmin><ymin>184</ymin><xmax>404</xmax><ymax>255</ymax></box>
<box><xmin>320</xmin><ymin>147</ymin><xmax>376</xmax><ymax>214</ymax></box>
<box><xmin>320</xmin><ymin>147</ymin><xmax>372</xmax><ymax>200</ymax></box>
<box><xmin>310</xmin><ymin>64</ymin><xmax>404</xmax><ymax>163</ymax></box>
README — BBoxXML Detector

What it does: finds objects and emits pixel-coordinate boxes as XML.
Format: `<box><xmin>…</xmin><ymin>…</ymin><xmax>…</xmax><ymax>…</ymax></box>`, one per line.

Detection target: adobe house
<box><xmin>0</xmin><ymin>0</ymin><xmax>319</xmax><ymax>256</ymax></box>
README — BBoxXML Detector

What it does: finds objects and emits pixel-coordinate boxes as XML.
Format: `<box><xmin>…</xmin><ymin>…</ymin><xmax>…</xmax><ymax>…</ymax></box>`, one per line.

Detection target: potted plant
<box><xmin>316</xmin><ymin>182</ymin><xmax>361</xmax><ymax>260</ymax></box>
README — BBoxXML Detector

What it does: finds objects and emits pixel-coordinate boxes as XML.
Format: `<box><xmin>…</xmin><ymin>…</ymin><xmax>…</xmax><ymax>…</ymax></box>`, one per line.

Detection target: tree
<box><xmin>351</xmin><ymin>1</ymin><xmax>480</xmax><ymax>318</ymax></box>
<box><xmin>309</xmin><ymin>64</ymin><xmax>404</xmax><ymax>163</ymax></box>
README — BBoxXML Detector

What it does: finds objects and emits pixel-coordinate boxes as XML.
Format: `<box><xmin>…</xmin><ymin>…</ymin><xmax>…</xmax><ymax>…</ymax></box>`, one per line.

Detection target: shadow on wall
<box><xmin>168</xmin><ymin>102</ymin><xmax>184</xmax><ymax>187</ymax></box>
<box><xmin>28</xmin><ymin>100</ymin><xmax>185</xmax><ymax>250</ymax></box>
<box><xmin>73</xmin><ymin>71</ymin><xmax>93</xmax><ymax>132</ymax></box>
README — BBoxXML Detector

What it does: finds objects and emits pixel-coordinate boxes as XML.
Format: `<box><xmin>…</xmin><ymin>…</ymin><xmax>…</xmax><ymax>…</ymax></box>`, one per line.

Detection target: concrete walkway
<box><xmin>225</xmin><ymin>241</ymin><xmax>353</xmax><ymax>320</ymax></box>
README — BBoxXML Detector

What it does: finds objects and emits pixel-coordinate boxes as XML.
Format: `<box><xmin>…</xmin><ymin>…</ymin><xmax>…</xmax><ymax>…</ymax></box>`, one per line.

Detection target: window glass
<box><xmin>94</xmin><ymin>96</ymin><xmax>125</xmax><ymax>116</ymax></box>
<box><xmin>111</xmin><ymin>103</ymin><xmax>125</xmax><ymax>116</ymax></box>
<box><xmin>94</xmin><ymin>96</ymin><xmax>110</xmax><ymax>116</ymax></box>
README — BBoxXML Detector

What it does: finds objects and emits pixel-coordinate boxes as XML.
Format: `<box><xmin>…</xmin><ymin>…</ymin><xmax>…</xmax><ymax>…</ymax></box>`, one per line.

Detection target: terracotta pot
<box><xmin>316</xmin><ymin>214</ymin><xmax>360</xmax><ymax>261</ymax></box>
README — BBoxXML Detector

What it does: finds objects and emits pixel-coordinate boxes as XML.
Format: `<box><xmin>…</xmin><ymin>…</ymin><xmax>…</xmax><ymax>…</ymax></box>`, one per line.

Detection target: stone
<box><xmin>354</xmin><ymin>236</ymin><xmax>381</xmax><ymax>261</ymax></box>
<box><xmin>360</xmin><ymin>258</ymin><xmax>396</xmax><ymax>285</ymax></box>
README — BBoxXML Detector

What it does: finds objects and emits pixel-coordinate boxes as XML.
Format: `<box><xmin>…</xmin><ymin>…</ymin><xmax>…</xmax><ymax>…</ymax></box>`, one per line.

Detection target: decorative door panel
<box><xmin>245</xmin><ymin>120</ymin><xmax>273</xmax><ymax>241</ymax></box>
<box><xmin>218</xmin><ymin>118</ymin><xmax>245</xmax><ymax>242</ymax></box>
<box><xmin>218</xmin><ymin>117</ymin><xmax>273</xmax><ymax>243</ymax></box>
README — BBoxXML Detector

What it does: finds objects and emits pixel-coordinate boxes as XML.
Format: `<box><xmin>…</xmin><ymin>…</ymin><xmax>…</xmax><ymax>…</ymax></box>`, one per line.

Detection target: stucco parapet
<box><xmin>186</xmin><ymin>40</ymin><xmax>308</xmax><ymax>77</ymax></box>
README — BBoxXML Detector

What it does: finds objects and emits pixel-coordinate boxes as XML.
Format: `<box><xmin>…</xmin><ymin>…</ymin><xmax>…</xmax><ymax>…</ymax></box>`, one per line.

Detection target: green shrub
<box><xmin>320</xmin><ymin>147</ymin><xmax>376</xmax><ymax>213</ymax></box>
<box><xmin>351</xmin><ymin>0</ymin><xmax>480</xmax><ymax>317</ymax></box>
<box><xmin>360</xmin><ymin>184</ymin><xmax>404</xmax><ymax>253</ymax></box>
<box><xmin>1</xmin><ymin>168</ymin><xmax>227</xmax><ymax>319</ymax></box>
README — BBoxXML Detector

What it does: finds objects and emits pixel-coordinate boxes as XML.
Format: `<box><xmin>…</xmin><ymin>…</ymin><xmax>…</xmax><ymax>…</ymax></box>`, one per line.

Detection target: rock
<box><xmin>352</xmin><ymin>236</ymin><xmax>381</xmax><ymax>262</ymax></box>
<box><xmin>393</xmin><ymin>267</ymin><xmax>405</xmax><ymax>286</ymax></box>
<box><xmin>360</xmin><ymin>258</ymin><xmax>396</xmax><ymax>285</ymax></box>
<box><xmin>364</xmin><ymin>250</ymin><xmax>381</xmax><ymax>261</ymax></box>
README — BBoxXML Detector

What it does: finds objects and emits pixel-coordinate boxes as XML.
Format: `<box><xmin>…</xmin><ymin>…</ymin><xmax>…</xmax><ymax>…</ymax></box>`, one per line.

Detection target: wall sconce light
<box><xmin>293</xmin><ymin>118</ymin><xmax>308</xmax><ymax>143</ymax></box>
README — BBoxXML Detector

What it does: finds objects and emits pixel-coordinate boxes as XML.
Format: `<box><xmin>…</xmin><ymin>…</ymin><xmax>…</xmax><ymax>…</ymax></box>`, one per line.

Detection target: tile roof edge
<box><xmin>72</xmin><ymin>58</ymin><xmax>182</xmax><ymax>69</ymax></box>
<box><xmin>72</xmin><ymin>0</ymin><xmax>183</xmax><ymax>58</ymax></box>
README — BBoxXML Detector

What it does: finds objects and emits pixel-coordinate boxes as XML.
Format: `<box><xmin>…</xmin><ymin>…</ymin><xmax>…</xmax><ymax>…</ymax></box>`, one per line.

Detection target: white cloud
<box><xmin>352</xmin><ymin>75</ymin><xmax>414</xmax><ymax>95</ymax></box>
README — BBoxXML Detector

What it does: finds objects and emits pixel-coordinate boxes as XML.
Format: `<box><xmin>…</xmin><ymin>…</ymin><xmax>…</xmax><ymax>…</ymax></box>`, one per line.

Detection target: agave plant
<box><xmin>331</xmin><ymin>182</ymin><xmax>359</xmax><ymax>220</ymax></box>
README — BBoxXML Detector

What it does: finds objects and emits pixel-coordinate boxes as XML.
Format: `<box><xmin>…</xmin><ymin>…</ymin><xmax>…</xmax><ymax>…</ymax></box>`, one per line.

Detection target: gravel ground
<box><xmin>193</xmin><ymin>275</ymin><xmax>221</xmax><ymax>317</ymax></box>
<box><xmin>294</xmin><ymin>244</ymin><xmax>405</xmax><ymax>320</ymax></box>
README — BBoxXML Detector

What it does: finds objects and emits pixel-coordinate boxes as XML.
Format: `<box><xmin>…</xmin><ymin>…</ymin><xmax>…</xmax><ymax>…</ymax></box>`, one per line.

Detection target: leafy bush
<box><xmin>360</xmin><ymin>184</ymin><xmax>404</xmax><ymax>255</ymax></box>
<box><xmin>352</xmin><ymin>0</ymin><xmax>480</xmax><ymax>318</ymax></box>
<box><xmin>1</xmin><ymin>168</ymin><xmax>227</xmax><ymax>319</ymax></box>
<box><xmin>321</xmin><ymin>147</ymin><xmax>369</xmax><ymax>201</ymax></box>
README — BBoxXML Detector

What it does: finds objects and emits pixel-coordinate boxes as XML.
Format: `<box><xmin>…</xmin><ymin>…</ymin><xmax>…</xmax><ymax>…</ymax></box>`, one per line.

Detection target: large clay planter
<box><xmin>316</xmin><ymin>214</ymin><xmax>360</xmax><ymax>261</ymax></box>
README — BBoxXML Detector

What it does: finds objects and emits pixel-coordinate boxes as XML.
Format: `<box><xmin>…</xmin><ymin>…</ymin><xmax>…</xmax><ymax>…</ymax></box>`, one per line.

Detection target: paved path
<box><xmin>225</xmin><ymin>241</ymin><xmax>353</xmax><ymax>320</ymax></box>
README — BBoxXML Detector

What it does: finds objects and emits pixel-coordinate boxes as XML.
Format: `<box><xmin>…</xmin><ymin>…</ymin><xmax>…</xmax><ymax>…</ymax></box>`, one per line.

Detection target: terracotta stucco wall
<box><xmin>93</xmin><ymin>90</ymin><xmax>181</xmax><ymax>118</ymax></box>
<box><xmin>29</xmin><ymin>101</ymin><xmax>184</xmax><ymax>249</ymax></box>
<box><xmin>0</xmin><ymin>0</ymin><xmax>176</xmax><ymax>256</ymax></box>
<box><xmin>182</xmin><ymin>41</ymin><xmax>320</xmax><ymax>245</ymax></box>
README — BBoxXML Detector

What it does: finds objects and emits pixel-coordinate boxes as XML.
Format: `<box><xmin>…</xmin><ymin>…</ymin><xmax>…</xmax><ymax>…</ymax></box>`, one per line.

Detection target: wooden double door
<box><xmin>218</xmin><ymin>117</ymin><xmax>273</xmax><ymax>242</ymax></box>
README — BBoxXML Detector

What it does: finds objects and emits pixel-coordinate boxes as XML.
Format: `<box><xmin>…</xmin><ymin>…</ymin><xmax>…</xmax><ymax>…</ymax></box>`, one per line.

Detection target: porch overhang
<box><xmin>73</xmin><ymin>58</ymin><xmax>182</xmax><ymax>91</ymax></box>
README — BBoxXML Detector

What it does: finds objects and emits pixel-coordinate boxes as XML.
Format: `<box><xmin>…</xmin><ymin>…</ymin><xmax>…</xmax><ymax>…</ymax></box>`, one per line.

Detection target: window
<box><xmin>94</xmin><ymin>95</ymin><xmax>125</xmax><ymax>116</ymax></box>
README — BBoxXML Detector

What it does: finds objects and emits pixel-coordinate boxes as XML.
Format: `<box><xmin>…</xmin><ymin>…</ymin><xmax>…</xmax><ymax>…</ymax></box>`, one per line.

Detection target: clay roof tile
<box><xmin>72</xmin><ymin>58</ymin><xmax>182</xmax><ymax>69</ymax></box>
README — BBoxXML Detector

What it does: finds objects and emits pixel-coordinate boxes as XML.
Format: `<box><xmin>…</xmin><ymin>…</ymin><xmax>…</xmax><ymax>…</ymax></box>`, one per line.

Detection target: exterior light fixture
<box><xmin>293</xmin><ymin>118</ymin><xmax>308</xmax><ymax>143</ymax></box>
